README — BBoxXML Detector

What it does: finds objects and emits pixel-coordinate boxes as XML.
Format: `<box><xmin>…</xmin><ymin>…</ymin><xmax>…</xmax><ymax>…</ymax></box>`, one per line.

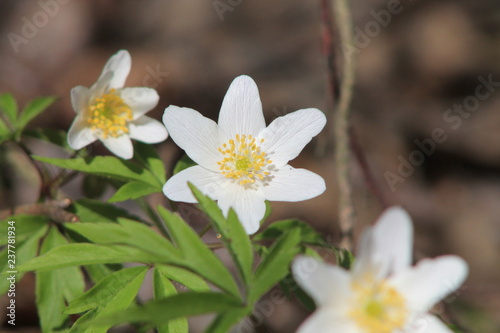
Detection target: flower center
<box><xmin>348</xmin><ymin>279</ymin><xmax>408</xmax><ymax>333</ymax></box>
<box><xmin>235</xmin><ymin>157</ymin><xmax>251</xmax><ymax>171</ymax></box>
<box><xmin>217</xmin><ymin>134</ymin><xmax>272</xmax><ymax>186</ymax></box>
<box><xmin>86</xmin><ymin>89</ymin><xmax>133</xmax><ymax>139</ymax></box>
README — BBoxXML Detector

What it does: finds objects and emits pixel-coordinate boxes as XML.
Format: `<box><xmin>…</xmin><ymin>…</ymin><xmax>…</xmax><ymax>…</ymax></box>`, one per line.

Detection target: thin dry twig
<box><xmin>315</xmin><ymin>0</ymin><xmax>339</xmax><ymax>156</ymax></box>
<box><xmin>329</xmin><ymin>0</ymin><xmax>357</xmax><ymax>250</ymax></box>
<box><xmin>0</xmin><ymin>198</ymin><xmax>79</xmax><ymax>223</ymax></box>
<box><xmin>350</xmin><ymin>128</ymin><xmax>390</xmax><ymax>209</ymax></box>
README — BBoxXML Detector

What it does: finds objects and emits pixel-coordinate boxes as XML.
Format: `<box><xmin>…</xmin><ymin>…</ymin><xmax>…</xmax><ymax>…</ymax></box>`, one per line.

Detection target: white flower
<box><xmin>163</xmin><ymin>75</ymin><xmax>326</xmax><ymax>234</ymax></box>
<box><xmin>292</xmin><ymin>207</ymin><xmax>468</xmax><ymax>333</ymax></box>
<box><xmin>68</xmin><ymin>50</ymin><xmax>168</xmax><ymax>159</ymax></box>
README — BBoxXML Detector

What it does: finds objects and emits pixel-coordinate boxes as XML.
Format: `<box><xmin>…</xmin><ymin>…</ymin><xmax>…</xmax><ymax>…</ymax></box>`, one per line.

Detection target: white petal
<box><xmin>262</xmin><ymin>165</ymin><xmax>325</xmax><ymax>201</ymax></box>
<box><xmin>218</xmin><ymin>75</ymin><xmax>266</xmax><ymax>139</ymax></box>
<box><xmin>390</xmin><ymin>256</ymin><xmax>468</xmax><ymax>312</ymax></box>
<box><xmin>353</xmin><ymin>207</ymin><xmax>413</xmax><ymax>280</ymax></box>
<box><xmin>129</xmin><ymin>116</ymin><xmax>168</xmax><ymax>143</ymax></box>
<box><xmin>406</xmin><ymin>313</ymin><xmax>454</xmax><ymax>333</ymax></box>
<box><xmin>352</xmin><ymin>228</ymin><xmax>382</xmax><ymax>279</ymax></box>
<box><xmin>70</xmin><ymin>86</ymin><xmax>90</xmax><ymax>114</ymax></box>
<box><xmin>217</xmin><ymin>183</ymin><xmax>265</xmax><ymax>234</ymax></box>
<box><xmin>371</xmin><ymin>207</ymin><xmax>413</xmax><ymax>273</ymax></box>
<box><xmin>258</xmin><ymin>108</ymin><xmax>326</xmax><ymax>167</ymax></box>
<box><xmin>101</xmin><ymin>134</ymin><xmax>134</xmax><ymax>160</ymax></box>
<box><xmin>100</xmin><ymin>50</ymin><xmax>131</xmax><ymax>89</ymax></box>
<box><xmin>121</xmin><ymin>87</ymin><xmax>159</xmax><ymax>119</ymax></box>
<box><xmin>163</xmin><ymin>105</ymin><xmax>222</xmax><ymax>172</ymax></box>
<box><xmin>67</xmin><ymin>116</ymin><xmax>97</xmax><ymax>149</ymax></box>
<box><xmin>297</xmin><ymin>309</ymin><xmax>362</xmax><ymax>333</ymax></box>
<box><xmin>292</xmin><ymin>256</ymin><xmax>351</xmax><ymax>309</ymax></box>
<box><xmin>89</xmin><ymin>71</ymin><xmax>113</xmax><ymax>101</ymax></box>
<box><xmin>163</xmin><ymin>166</ymin><xmax>225</xmax><ymax>203</ymax></box>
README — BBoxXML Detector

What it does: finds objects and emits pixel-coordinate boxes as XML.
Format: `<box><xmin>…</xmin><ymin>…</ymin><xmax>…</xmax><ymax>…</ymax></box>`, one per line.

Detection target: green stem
<box><xmin>48</xmin><ymin>151</ymin><xmax>78</xmax><ymax>190</ymax></box>
<box><xmin>57</xmin><ymin>170</ymin><xmax>79</xmax><ymax>188</ymax></box>
<box><xmin>198</xmin><ymin>223</ymin><xmax>213</xmax><ymax>237</ymax></box>
<box><xmin>206</xmin><ymin>242</ymin><xmax>225</xmax><ymax>250</ymax></box>
<box><xmin>16</xmin><ymin>140</ymin><xmax>52</xmax><ymax>200</ymax></box>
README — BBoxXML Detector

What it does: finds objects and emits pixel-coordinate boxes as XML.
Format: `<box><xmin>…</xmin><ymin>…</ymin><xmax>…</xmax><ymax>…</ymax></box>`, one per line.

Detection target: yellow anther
<box><xmin>217</xmin><ymin>135</ymin><xmax>272</xmax><ymax>185</ymax></box>
<box><xmin>348</xmin><ymin>278</ymin><xmax>408</xmax><ymax>333</ymax></box>
<box><xmin>86</xmin><ymin>89</ymin><xmax>132</xmax><ymax>138</ymax></box>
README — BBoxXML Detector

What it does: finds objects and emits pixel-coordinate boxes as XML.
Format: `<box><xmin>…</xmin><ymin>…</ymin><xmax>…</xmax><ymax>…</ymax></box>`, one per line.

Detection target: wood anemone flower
<box><xmin>292</xmin><ymin>207</ymin><xmax>468</xmax><ymax>333</ymax></box>
<box><xmin>163</xmin><ymin>75</ymin><xmax>327</xmax><ymax>234</ymax></box>
<box><xmin>68</xmin><ymin>50</ymin><xmax>168</xmax><ymax>159</ymax></box>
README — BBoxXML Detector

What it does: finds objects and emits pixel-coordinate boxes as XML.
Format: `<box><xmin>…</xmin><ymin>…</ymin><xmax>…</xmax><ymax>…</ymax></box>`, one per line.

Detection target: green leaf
<box><xmin>157</xmin><ymin>206</ymin><xmax>240</xmax><ymax>298</ymax></box>
<box><xmin>253</xmin><ymin>219</ymin><xmax>327</xmax><ymax>246</ymax></box>
<box><xmin>33</xmin><ymin>156</ymin><xmax>160</xmax><ymax>187</ymax></box>
<box><xmin>253</xmin><ymin>244</ymin><xmax>269</xmax><ymax>258</ymax></box>
<box><xmin>83</xmin><ymin>264</ymin><xmax>116</xmax><ymax>284</ymax></box>
<box><xmin>36</xmin><ymin>227</ymin><xmax>85</xmax><ymax>333</ymax></box>
<box><xmin>36</xmin><ymin>239</ymin><xmax>66</xmax><ymax>332</ymax></box>
<box><xmin>68</xmin><ymin>266</ymin><xmax>148</xmax><ymax>333</ymax></box>
<box><xmin>262</xmin><ymin>200</ymin><xmax>272</xmax><ymax>223</ymax></box>
<box><xmin>65</xmin><ymin>219</ymin><xmax>179</xmax><ymax>259</ymax></box>
<box><xmin>0</xmin><ymin>224</ymin><xmax>48</xmax><ymax>294</ymax></box>
<box><xmin>250</xmin><ymin>228</ymin><xmax>301</xmax><ymax>302</ymax></box>
<box><xmin>61</xmin><ymin>265</ymin><xmax>86</xmax><ymax>302</ymax></box>
<box><xmin>134</xmin><ymin>141</ymin><xmax>166</xmax><ymax>183</ymax></box>
<box><xmin>23</xmin><ymin>128</ymin><xmax>73</xmax><ymax>151</ymax></box>
<box><xmin>115</xmin><ymin>218</ymin><xmax>177</xmax><ymax>255</ymax></box>
<box><xmin>153</xmin><ymin>267</ymin><xmax>188</xmax><ymax>333</ymax></box>
<box><xmin>18</xmin><ymin>243</ymin><xmax>168</xmax><ymax>272</ymax></box>
<box><xmin>447</xmin><ymin>324</ymin><xmax>465</xmax><ymax>333</ymax></box>
<box><xmin>68</xmin><ymin>308</ymin><xmax>98</xmax><ymax>333</ymax></box>
<box><xmin>0</xmin><ymin>118</ymin><xmax>10</xmax><ymax>143</ymax></box>
<box><xmin>225</xmin><ymin>209</ymin><xmax>253</xmax><ymax>285</ymax></box>
<box><xmin>155</xmin><ymin>264</ymin><xmax>209</xmax><ymax>292</ymax></box>
<box><xmin>172</xmin><ymin>154</ymin><xmax>196</xmax><ymax>175</ymax></box>
<box><xmin>280</xmin><ymin>271</ymin><xmax>315</xmax><ymax>311</ymax></box>
<box><xmin>303</xmin><ymin>245</ymin><xmax>325</xmax><ymax>260</ymax></box>
<box><xmin>88</xmin><ymin>292</ymin><xmax>243</xmax><ymax>328</ymax></box>
<box><xmin>108</xmin><ymin>181</ymin><xmax>160</xmax><ymax>203</ymax></box>
<box><xmin>0</xmin><ymin>93</ymin><xmax>18</xmax><ymax>123</ymax></box>
<box><xmin>65</xmin><ymin>266</ymin><xmax>148</xmax><ymax>314</ymax></box>
<box><xmin>17</xmin><ymin>96</ymin><xmax>57</xmax><ymax>130</ymax></box>
<box><xmin>205</xmin><ymin>308</ymin><xmax>252</xmax><ymax>333</ymax></box>
<box><xmin>0</xmin><ymin>215</ymin><xmax>51</xmax><ymax>246</ymax></box>
<box><xmin>82</xmin><ymin>174</ymin><xmax>108</xmax><ymax>199</ymax></box>
<box><xmin>68</xmin><ymin>198</ymin><xmax>142</xmax><ymax>223</ymax></box>
<box><xmin>189</xmin><ymin>184</ymin><xmax>253</xmax><ymax>288</ymax></box>
<box><xmin>336</xmin><ymin>247</ymin><xmax>355</xmax><ymax>270</ymax></box>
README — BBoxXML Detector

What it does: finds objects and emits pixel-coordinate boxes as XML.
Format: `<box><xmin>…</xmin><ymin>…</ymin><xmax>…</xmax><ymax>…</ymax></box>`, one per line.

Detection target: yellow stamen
<box><xmin>217</xmin><ymin>134</ymin><xmax>271</xmax><ymax>186</ymax></box>
<box><xmin>348</xmin><ymin>278</ymin><xmax>408</xmax><ymax>333</ymax></box>
<box><xmin>86</xmin><ymin>89</ymin><xmax>133</xmax><ymax>139</ymax></box>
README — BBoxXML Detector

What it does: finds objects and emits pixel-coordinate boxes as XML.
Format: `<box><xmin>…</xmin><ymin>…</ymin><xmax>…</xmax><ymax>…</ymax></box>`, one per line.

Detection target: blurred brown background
<box><xmin>1</xmin><ymin>0</ymin><xmax>500</xmax><ymax>332</ymax></box>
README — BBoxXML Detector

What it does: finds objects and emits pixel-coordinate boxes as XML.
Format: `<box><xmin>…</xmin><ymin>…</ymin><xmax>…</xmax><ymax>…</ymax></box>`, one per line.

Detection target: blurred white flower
<box><xmin>292</xmin><ymin>207</ymin><xmax>468</xmax><ymax>333</ymax></box>
<box><xmin>163</xmin><ymin>75</ymin><xmax>326</xmax><ymax>234</ymax></box>
<box><xmin>68</xmin><ymin>50</ymin><xmax>168</xmax><ymax>159</ymax></box>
